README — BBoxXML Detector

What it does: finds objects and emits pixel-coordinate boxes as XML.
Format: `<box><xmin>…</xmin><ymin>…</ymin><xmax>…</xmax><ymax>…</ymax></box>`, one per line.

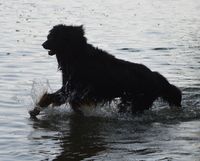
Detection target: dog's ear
<box><xmin>75</xmin><ymin>25</ymin><xmax>85</xmax><ymax>37</ymax></box>
<box><xmin>71</xmin><ymin>25</ymin><xmax>87</xmax><ymax>45</ymax></box>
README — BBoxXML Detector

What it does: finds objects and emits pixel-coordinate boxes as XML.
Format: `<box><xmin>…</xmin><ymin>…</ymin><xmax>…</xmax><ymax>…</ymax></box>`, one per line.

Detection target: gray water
<box><xmin>0</xmin><ymin>0</ymin><xmax>200</xmax><ymax>160</ymax></box>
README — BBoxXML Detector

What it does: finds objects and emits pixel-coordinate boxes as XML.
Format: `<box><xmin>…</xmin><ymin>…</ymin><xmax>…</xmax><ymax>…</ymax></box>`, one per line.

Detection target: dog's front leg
<box><xmin>29</xmin><ymin>93</ymin><xmax>53</xmax><ymax>118</ymax></box>
<box><xmin>29</xmin><ymin>86</ymin><xmax>68</xmax><ymax>117</ymax></box>
<box><xmin>69</xmin><ymin>101</ymin><xmax>83</xmax><ymax>115</ymax></box>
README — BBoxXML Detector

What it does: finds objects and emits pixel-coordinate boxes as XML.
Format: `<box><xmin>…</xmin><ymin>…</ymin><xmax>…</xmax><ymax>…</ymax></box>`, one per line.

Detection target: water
<box><xmin>0</xmin><ymin>0</ymin><xmax>200</xmax><ymax>160</ymax></box>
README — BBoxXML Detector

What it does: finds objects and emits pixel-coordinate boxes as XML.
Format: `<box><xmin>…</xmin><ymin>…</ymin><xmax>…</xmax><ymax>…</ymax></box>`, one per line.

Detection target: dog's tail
<box><xmin>153</xmin><ymin>72</ymin><xmax>182</xmax><ymax>107</ymax></box>
<box><xmin>161</xmin><ymin>83</ymin><xmax>182</xmax><ymax>107</ymax></box>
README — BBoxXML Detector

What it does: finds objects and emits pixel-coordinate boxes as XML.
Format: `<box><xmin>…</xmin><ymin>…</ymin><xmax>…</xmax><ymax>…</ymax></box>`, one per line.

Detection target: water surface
<box><xmin>0</xmin><ymin>0</ymin><xmax>200</xmax><ymax>160</ymax></box>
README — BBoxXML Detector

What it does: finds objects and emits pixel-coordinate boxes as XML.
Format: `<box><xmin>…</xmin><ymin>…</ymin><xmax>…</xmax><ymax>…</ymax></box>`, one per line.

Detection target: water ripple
<box><xmin>0</xmin><ymin>0</ymin><xmax>200</xmax><ymax>160</ymax></box>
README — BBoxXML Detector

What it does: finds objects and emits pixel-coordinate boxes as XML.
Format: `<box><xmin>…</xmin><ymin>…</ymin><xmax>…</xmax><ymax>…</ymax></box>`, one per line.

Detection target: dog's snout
<box><xmin>42</xmin><ymin>41</ymin><xmax>48</xmax><ymax>49</ymax></box>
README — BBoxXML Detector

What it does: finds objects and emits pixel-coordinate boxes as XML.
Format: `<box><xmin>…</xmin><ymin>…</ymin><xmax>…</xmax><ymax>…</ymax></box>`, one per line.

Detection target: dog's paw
<box><xmin>29</xmin><ymin>108</ymin><xmax>40</xmax><ymax>118</ymax></box>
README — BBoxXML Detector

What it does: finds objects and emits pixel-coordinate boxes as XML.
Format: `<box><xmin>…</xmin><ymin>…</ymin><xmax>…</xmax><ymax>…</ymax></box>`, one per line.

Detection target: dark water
<box><xmin>0</xmin><ymin>0</ymin><xmax>200</xmax><ymax>160</ymax></box>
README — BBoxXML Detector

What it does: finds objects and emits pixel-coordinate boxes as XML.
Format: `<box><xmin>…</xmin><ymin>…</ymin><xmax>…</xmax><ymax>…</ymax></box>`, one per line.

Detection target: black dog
<box><xmin>29</xmin><ymin>24</ymin><xmax>182</xmax><ymax>117</ymax></box>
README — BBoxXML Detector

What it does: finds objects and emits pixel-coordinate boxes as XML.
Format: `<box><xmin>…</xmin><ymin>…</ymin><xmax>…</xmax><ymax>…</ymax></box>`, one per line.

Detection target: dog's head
<box><xmin>42</xmin><ymin>24</ymin><xmax>86</xmax><ymax>56</ymax></box>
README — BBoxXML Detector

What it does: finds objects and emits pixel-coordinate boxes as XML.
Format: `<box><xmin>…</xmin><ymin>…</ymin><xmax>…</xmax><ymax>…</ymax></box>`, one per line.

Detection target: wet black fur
<box><xmin>42</xmin><ymin>24</ymin><xmax>182</xmax><ymax>114</ymax></box>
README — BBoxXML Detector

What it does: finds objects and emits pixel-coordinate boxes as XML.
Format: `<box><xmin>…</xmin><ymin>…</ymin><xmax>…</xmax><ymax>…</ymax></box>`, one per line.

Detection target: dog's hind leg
<box><xmin>118</xmin><ymin>98</ymin><xmax>131</xmax><ymax>113</ymax></box>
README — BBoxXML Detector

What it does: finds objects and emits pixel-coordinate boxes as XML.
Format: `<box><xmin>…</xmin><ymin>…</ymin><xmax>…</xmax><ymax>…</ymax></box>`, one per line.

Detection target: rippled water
<box><xmin>0</xmin><ymin>0</ymin><xmax>200</xmax><ymax>160</ymax></box>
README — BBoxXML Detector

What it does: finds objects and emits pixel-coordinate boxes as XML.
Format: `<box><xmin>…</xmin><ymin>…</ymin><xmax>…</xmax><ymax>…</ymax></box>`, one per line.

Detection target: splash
<box><xmin>28</xmin><ymin>79</ymin><xmax>52</xmax><ymax>111</ymax></box>
<box><xmin>27</xmin><ymin>80</ymin><xmax>200</xmax><ymax>123</ymax></box>
<box><xmin>31</xmin><ymin>79</ymin><xmax>52</xmax><ymax>103</ymax></box>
